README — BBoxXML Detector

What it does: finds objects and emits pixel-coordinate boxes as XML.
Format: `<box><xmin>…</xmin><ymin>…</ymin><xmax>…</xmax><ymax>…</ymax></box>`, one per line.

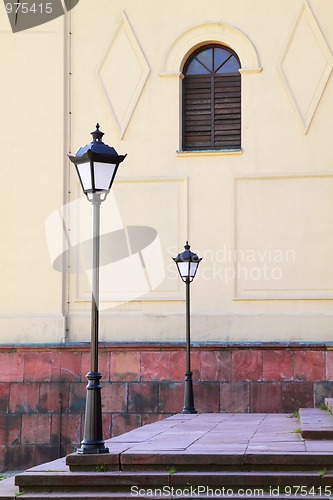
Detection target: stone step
<box><xmin>6</xmin><ymin>410</ymin><xmax>333</xmax><ymax>499</ymax></box>
<box><xmin>299</xmin><ymin>407</ymin><xmax>333</xmax><ymax>439</ymax></box>
<box><xmin>325</xmin><ymin>398</ymin><xmax>333</xmax><ymax>413</ymax></box>
<box><xmin>12</xmin><ymin>489</ymin><xmax>333</xmax><ymax>500</ymax></box>
<box><xmin>0</xmin><ymin>475</ymin><xmax>17</xmax><ymax>500</ymax></box>
<box><xmin>15</xmin><ymin>470</ymin><xmax>333</xmax><ymax>491</ymax></box>
<box><xmin>15</xmin><ymin>471</ymin><xmax>169</xmax><ymax>490</ymax></box>
<box><xmin>6</xmin><ymin>494</ymin><xmax>154</xmax><ymax>500</ymax></box>
<box><xmin>66</xmin><ymin>451</ymin><xmax>333</xmax><ymax>473</ymax></box>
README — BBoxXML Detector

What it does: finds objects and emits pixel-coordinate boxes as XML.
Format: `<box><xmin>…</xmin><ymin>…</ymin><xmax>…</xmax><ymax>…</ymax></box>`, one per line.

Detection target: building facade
<box><xmin>0</xmin><ymin>0</ymin><xmax>332</xmax><ymax>470</ymax></box>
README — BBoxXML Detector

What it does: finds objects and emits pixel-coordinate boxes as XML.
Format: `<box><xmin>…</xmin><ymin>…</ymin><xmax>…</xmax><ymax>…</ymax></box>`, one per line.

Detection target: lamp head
<box><xmin>68</xmin><ymin>124</ymin><xmax>127</xmax><ymax>198</ymax></box>
<box><xmin>173</xmin><ymin>241</ymin><xmax>202</xmax><ymax>282</ymax></box>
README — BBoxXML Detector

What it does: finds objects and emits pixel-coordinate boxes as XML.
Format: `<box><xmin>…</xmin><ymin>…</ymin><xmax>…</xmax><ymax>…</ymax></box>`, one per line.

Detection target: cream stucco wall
<box><xmin>0</xmin><ymin>0</ymin><xmax>332</xmax><ymax>343</ymax></box>
<box><xmin>0</xmin><ymin>9</ymin><xmax>66</xmax><ymax>342</ymax></box>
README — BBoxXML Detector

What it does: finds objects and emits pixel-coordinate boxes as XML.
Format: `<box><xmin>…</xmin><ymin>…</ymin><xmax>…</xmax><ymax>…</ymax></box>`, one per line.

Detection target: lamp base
<box><xmin>77</xmin><ymin>443</ymin><xmax>109</xmax><ymax>455</ymax></box>
<box><xmin>79</xmin><ymin>371</ymin><xmax>109</xmax><ymax>455</ymax></box>
<box><xmin>182</xmin><ymin>407</ymin><xmax>197</xmax><ymax>414</ymax></box>
<box><xmin>183</xmin><ymin>371</ymin><xmax>196</xmax><ymax>414</ymax></box>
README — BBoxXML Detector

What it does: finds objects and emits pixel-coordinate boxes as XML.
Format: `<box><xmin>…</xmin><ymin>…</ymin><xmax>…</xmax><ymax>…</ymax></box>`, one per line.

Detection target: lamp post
<box><xmin>68</xmin><ymin>124</ymin><xmax>126</xmax><ymax>454</ymax></box>
<box><xmin>173</xmin><ymin>242</ymin><xmax>202</xmax><ymax>414</ymax></box>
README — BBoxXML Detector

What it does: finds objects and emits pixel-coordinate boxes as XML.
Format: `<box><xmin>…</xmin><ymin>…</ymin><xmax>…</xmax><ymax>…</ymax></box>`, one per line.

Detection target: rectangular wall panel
<box><xmin>234</xmin><ymin>174</ymin><xmax>333</xmax><ymax>299</ymax></box>
<box><xmin>71</xmin><ymin>177</ymin><xmax>188</xmax><ymax>305</ymax></box>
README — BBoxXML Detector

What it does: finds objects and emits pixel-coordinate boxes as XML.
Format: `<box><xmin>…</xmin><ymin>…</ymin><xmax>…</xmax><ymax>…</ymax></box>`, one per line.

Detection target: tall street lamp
<box><xmin>173</xmin><ymin>242</ymin><xmax>202</xmax><ymax>414</ymax></box>
<box><xmin>68</xmin><ymin>124</ymin><xmax>126</xmax><ymax>454</ymax></box>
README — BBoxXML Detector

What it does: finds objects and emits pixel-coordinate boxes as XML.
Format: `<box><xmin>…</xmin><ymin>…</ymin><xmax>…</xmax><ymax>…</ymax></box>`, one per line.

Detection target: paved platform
<box><xmin>2</xmin><ymin>410</ymin><xmax>333</xmax><ymax>498</ymax></box>
<box><xmin>67</xmin><ymin>412</ymin><xmax>333</xmax><ymax>470</ymax></box>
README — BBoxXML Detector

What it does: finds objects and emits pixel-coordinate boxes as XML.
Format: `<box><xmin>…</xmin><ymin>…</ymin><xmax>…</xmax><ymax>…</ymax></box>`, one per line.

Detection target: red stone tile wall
<box><xmin>0</xmin><ymin>343</ymin><xmax>332</xmax><ymax>471</ymax></box>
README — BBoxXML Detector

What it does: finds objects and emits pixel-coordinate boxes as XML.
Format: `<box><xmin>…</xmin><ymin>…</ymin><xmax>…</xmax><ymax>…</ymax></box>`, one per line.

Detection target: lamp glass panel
<box><xmin>177</xmin><ymin>261</ymin><xmax>190</xmax><ymax>278</ymax></box>
<box><xmin>189</xmin><ymin>262</ymin><xmax>199</xmax><ymax>277</ymax></box>
<box><xmin>76</xmin><ymin>162</ymin><xmax>92</xmax><ymax>191</ymax></box>
<box><xmin>94</xmin><ymin>162</ymin><xmax>117</xmax><ymax>191</ymax></box>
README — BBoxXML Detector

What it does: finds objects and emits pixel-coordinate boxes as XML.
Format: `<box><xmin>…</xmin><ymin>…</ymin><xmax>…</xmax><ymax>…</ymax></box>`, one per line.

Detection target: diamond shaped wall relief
<box><xmin>278</xmin><ymin>1</ymin><xmax>333</xmax><ymax>133</ymax></box>
<box><xmin>97</xmin><ymin>12</ymin><xmax>150</xmax><ymax>138</ymax></box>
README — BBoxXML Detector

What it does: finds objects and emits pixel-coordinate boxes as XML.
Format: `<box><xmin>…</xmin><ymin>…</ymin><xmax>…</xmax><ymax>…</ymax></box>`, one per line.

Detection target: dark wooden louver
<box><xmin>183</xmin><ymin>73</ymin><xmax>241</xmax><ymax>150</ymax></box>
<box><xmin>182</xmin><ymin>45</ymin><xmax>241</xmax><ymax>151</ymax></box>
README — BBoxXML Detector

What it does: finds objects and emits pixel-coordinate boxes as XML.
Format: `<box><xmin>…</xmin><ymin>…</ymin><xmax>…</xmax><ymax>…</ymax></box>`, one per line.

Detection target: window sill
<box><xmin>176</xmin><ymin>149</ymin><xmax>242</xmax><ymax>157</ymax></box>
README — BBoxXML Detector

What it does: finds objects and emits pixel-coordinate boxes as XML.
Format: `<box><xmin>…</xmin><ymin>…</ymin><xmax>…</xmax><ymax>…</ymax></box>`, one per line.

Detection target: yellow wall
<box><xmin>0</xmin><ymin>10</ymin><xmax>66</xmax><ymax>342</ymax></box>
<box><xmin>0</xmin><ymin>0</ymin><xmax>332</xmax><ymax>343</ymax></box>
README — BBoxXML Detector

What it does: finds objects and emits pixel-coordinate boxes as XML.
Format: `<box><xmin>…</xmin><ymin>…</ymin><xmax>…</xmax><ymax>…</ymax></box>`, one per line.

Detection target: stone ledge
<box><xmin>300</xmin><ymin>407</ymin><xmax>333</xmax><ymax>439</ymax></box>
<box><xmin>325</xmin><ymin>398</ymin><xmax>333</xmax><ymax>413</ymax></box>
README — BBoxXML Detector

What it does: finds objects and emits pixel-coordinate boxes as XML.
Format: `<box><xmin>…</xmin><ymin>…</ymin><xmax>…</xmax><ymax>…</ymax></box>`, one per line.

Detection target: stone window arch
<box><xmin>160</xmin><ymin>23</ymin><xmax>261</xmax><ymax>153</ymax></box>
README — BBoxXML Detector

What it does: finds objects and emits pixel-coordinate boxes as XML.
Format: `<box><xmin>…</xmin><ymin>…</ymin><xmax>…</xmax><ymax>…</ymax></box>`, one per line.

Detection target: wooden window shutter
<box><xmin>182</xmin><ymin>45</ymin><xmax>241</xmax><ymax>151</ymax></box>
<box><xmin>183</xmin><ymin>75</ymin><xmax>212</xmax><ymax>150</ymax></box>
<box><xmin>214</xmin><ymin>74</ymin><xmax>241</xmax><ymax>149</ymax></box>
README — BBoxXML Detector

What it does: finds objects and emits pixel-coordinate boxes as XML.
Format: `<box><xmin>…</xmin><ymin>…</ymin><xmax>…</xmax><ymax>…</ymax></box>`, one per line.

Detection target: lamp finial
<box><xmin>91</xmin><ymin>123</ymin><xmax>104</xmax><ymax>142</ymax></box>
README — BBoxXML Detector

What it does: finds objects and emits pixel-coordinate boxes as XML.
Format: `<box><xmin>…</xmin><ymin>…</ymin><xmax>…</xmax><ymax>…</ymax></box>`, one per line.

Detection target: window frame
<box><xmin>181</xmin><ymin>44</ymin><xmax>241</xmax><ymax>153</ymax></box>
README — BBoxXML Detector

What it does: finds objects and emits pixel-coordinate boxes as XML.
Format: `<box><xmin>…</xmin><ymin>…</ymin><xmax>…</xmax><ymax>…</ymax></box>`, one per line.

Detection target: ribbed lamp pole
<box><xmin>68</xmin><ymin>124</ymin><xmax>126</xmax><ymax>453</ymax></box>
<box><xmin>173</xmin><ymin>242</ymin><xmax>202</xmax><ymax>414</ymax></box>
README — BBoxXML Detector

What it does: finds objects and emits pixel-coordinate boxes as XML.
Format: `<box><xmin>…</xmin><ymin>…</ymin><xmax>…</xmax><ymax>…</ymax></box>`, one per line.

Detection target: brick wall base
<box><xmin>1</xmin><ymin>342</ymin><xmax>333</xmax><ymax>471</ymax></box>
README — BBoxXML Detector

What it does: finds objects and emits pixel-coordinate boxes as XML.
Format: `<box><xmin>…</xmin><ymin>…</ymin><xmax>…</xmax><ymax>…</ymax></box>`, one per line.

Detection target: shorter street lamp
<box><xmin>68</xmin><ymin>124</ymin><xmax>126</xmax><ymax>454</ymax></box>
<box><xmin>173</xmin><ymin>242</ymin><xmax>202</xmax><ymax>414</ymax></box>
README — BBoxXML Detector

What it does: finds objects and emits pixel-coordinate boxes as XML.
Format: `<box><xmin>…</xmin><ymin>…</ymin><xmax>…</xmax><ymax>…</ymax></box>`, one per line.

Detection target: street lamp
<box><xmin>173</xmin><ymin>242</ymin><xmax>202</xmax><ymax>414</ymax></box>
<box><xmin>68</xmin><ymin>124</ymin><xmax>126</xmax><ymax>454</ymax></box>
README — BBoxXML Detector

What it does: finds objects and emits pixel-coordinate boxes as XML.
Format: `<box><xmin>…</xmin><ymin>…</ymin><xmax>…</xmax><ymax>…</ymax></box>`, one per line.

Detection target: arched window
<box><xmin>182</xmin><ymin>45</ymin><xmax>241</xmax><ymax>151</ymax></box>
